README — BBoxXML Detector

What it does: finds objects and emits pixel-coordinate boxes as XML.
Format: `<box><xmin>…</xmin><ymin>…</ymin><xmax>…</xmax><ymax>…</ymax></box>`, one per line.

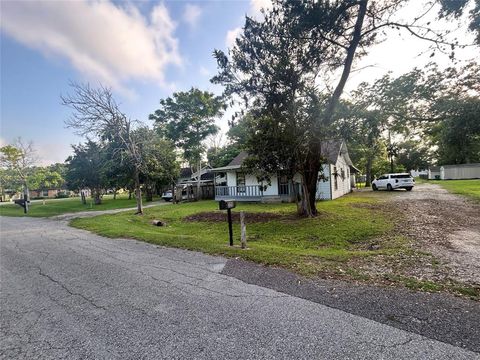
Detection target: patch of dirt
<box><xmin>184</xmin><ymin>211</ymin><xmax>290</xmax><ymax>223</ymax></box>
<box><xmin>357</xmin><ymin>183</ymin><xmax>480</xmax><ymax>288</ymax></box>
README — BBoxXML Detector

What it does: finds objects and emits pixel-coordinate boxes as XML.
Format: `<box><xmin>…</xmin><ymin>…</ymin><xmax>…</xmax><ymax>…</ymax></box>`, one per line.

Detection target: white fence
<box><xmin>429</xmin><ymin>163</ymin><xmax>480</xmax><ymax>180</ymax></box>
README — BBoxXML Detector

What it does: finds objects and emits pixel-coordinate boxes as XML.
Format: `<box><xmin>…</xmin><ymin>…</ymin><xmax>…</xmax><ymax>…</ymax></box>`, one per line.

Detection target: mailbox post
<box><xmin>14</xmin><ymin>194</ymin><xmax>29</xmax><ymax>214</ymax></box>
<box><xmin>219</xmin><ymin>200</ymin><xmax>236</xmax><ymax>246</ymax></box>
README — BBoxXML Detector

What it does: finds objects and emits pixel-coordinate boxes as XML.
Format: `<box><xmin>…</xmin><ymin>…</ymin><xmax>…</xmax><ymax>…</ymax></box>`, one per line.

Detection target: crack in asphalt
<box><xmin>37</xmin><ymin>267</ymin><xmax>107</xmax><ymax>311</ymax></box>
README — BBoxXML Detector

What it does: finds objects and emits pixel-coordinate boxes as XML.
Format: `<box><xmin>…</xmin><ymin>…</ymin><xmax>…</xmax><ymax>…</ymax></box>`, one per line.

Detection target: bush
<box><xmin>55</xmin><ymin>193</ymin><xmax>70</xmax><ymax>199</ymax></box>
<box><xmin>31</xmin><ymin>196</ymin><xmax>45</xmax><ymax>200</ymax></box>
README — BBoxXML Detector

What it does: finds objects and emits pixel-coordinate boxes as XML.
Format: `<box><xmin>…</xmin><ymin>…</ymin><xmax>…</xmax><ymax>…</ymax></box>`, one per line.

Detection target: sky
<box><xmin>0</xmin><ymin>0</ymin><xmax>477</xmax><ymax>165</ymax></box>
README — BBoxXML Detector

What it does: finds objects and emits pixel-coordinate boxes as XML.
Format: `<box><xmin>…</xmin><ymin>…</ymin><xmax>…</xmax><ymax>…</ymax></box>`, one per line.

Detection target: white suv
<box><xmin>372</xmin><ymin>173</ymin><xmax>415</xmax><ymax>191</ymax></box>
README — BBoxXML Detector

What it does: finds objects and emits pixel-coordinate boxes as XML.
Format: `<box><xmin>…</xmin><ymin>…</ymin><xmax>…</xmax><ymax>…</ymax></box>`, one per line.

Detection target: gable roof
<box><xmin>228</xmin><ymin>151</ymin><xmax>249</xmax><ymax>167</ymax></box>
<box><xmin>320</xmin><ymin>139</ymin><xmax>357</xmax><ymax>171</ymax></box>
<box><xmin>210</xmin><ymin>151</ymin><xmax>248</xmax><ymax>171</ymax></box>
<box><xmin>211</xmin><ymin>141</ymin><xmax>357</xmax><ymax>171</ymax></box>
<box><xmin>320</xmin><ymin>139</ymin><xmax>343</xmax><ymax>164</ymax></box>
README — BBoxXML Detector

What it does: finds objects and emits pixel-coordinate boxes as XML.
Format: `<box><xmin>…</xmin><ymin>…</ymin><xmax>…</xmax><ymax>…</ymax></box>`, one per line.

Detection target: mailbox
<box><xmin>14</xmin><ymin>196</ymin><xmax>30</xmax><ymax>214</ymax></box>
<box><xmin>219</xmin><ymin>200</ymin><xmax>236</xmax><ymax>246</ymax></box>
<box><xmin>219</xmin><ymin>200</ymin><xmax>236</xmax><ymax>210</ymax></box>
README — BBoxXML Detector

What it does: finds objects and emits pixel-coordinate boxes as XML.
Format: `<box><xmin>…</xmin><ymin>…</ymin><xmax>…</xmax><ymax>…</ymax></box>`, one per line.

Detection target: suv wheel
<box><xmin>372</xmin><ymin>184</ymin><xmax>378</xmax><ymax>191</ymax></box>
<box><xmin>387</xmin><ymin>184</ymin><xmax>393</xmax><ymax>191</ymax></box>
<box><xmin>406</xmin><ymin>187</ymin><xmax>413</xmax><ymax>191</ymax></box>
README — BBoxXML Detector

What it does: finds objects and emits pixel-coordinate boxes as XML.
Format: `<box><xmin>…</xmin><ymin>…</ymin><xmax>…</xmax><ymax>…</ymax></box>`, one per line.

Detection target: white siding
<box><xmin>226</xmin><ymin>171</ymin><xmax>237</xmax><ymax>186</ymax></box>
<box><xmin>331</xmin><ymin>156</ymin><xmax>352</xmax><ymax>200</ymax></box>
<box><xmin>226</xmin><ymin>171</ymin><xmax>280</xmax><ymax>196</ymax></box>
<box><xmin>316</xmin><ymin>164</ymin><xmax>331</xmax><ymax>200</ymax></box>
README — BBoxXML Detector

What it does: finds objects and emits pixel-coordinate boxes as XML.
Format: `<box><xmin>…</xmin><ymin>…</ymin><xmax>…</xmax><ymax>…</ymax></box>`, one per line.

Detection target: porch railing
<box><xmin>215</xmin><ymin>185</ymin><xmax>291</xmax><ymax>198</ymax></box>
<box><xmin>215</xmin><ymin>185</ymin><xmax>263</xmax><ymax>198</ymax></box>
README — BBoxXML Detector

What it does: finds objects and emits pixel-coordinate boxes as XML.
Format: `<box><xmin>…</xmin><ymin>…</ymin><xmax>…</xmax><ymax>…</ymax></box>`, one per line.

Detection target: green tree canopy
<box><xmin>212</xmin><ymin>0</ymin><xmax>472</xmax><ymax>215</ymax></box>
<box><xmin>65</xmin><ymin>141</ymin><xmax>109</xmax><ymax>205</ymax></box>
<box><xmin>149</xmin><ymin>88</ymin><xmax>223</xmax><ymax>167</ymax></box>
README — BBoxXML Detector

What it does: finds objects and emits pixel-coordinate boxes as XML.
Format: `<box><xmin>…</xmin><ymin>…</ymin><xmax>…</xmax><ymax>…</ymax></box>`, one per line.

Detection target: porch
<box><xmin>214</xmin><ymin>184</ymin><xmax>292</xmax><ymax>202</ymax></box>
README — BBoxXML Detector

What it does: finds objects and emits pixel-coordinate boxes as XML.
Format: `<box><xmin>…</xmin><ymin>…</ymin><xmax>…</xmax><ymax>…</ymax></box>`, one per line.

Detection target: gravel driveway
<box><xmin>383</xmin><ymin>183</ymin><xmax>480</xmax><ymax>285</ymax></box>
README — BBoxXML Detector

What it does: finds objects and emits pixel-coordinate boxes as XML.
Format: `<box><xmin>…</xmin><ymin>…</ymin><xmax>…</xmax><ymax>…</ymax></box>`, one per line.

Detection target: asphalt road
<box><xmin>1</xmin><ymin>216</ymin><xmax>478</xmax><ymax>359</ymax></box>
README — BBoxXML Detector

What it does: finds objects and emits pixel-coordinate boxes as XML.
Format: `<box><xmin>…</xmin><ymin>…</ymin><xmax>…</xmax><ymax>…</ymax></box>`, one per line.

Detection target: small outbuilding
<box><xmin>437</xmin><ymin>163</ymin><xmax>480</xmax><ymax>180</ymax></box>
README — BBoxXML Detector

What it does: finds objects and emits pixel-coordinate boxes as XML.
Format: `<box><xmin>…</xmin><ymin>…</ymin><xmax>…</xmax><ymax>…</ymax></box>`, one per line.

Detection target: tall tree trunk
<box><xmin>365</xmin><ymin>157</ymin><xmax>373</xmax><ymax>187</ymax></box>
<box><xmin>145</xmin><ymin>183</ymin><xmax>153</xmax><ymax>202</ymax></box>
<box><xmin>24</xmin><ymin>182</ymin><xmax>30</xmax><ymax>201</ymax></box>
<box><xmin>197</xmin><ymin>158</ymin><xmax>201</xmax><ymax>201</ymax></box>
<box><xmin>291</xmin><ymin>179</ymin><xmax>302</xmax><ymax>214</ymax></box>
<box><xmin>323</xmin><ymin>0</ymin><xmax>367</xmax><ymax>124</ymax></box>
<box><xmin>113</xmin><ymin>189</ymin><xmax>117</xmax><ymax>200</ymax></box>
<box><xmin>134</xmin><ymin>167</ymin><xmax>143</xmax><ymax>214</ymax></box>
<box><xmin>296</xmin><ymin>3</ymin><xmax>367</xmax><ymax>217</ymax></box>
<box><xmin>172</xmin><ymin>182</ymin><xmax>177</xmax><ymax>204</ymax></box>
<box><xmin>298</xmin><ymin>152</ymin><xmax>320</xmax><ymax>217</ymax></box>
<box><xmin>93</xmin><ymin>188</ymin><xmax>102</xmax><ymax>205</ymax></box>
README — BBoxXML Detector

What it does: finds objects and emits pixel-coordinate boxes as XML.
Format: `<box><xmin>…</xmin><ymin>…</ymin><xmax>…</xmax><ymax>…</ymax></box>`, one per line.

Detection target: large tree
<box><xmin>337</xmin><ymin>68</ymin><xmax>437</xmax><ymax>184</ymax></box>
<box><xmin>212</xmin><ymin>0</ymin><xmax>474</xmax><ymax>216</ymax></box>
<box><xmin>426</xmin><ymin>62</ymin><xmax>480</xmax><ymax>164</ymax></box>
<box><xmin>65</xmin><ymin>141</ymin><xmax>109</xmax><ymax>205</ymax></box>
<box><xmin>149</xmin><ymin>88</ymin><xmax>223</xmax><ymax>196</ymax></box>
<box><xmin>0</xmin><ymin>138</ymin><xmax>36</xmax><ymax>202</ymax></box>
<box><xmin>62</xmin><ymin>83</ymin><xmax>146</xmax><ymax>214</ymax></box>
<box><xmin>28</xmin><ymin>167</ymin><xmax>64</xmax><ymax>194</ymax></box>
<box><xmin>341</xmin><ymin>60</ymin><xmax>479</xmax><ymax>175</ymax></box>
<box><xmin>133</xmin><ymin>127</ymin><xmax>179</xmax><ymax>202</ymax></box>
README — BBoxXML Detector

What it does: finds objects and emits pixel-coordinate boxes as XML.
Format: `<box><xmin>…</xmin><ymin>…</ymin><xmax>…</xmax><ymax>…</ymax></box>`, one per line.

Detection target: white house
<box><xmin>212</xmin><ymin>139</ymin><xmax>358</xmax><ymax>202</ymax></box>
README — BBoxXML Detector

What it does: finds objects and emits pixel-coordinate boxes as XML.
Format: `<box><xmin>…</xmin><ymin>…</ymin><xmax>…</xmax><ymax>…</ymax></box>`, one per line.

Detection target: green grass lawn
<box><xmin>72</xmin><ymin>194</ymin><xmax>395</xmax><ymax>274</ymax></box>
<box><xmin>71</xmin><ymin>192</ymin><xmax>479</xmax><ymax>299</ymax></box>
<box><xmin>0</xmin><ymin>194</ymin><xmax>162</xmax><ymax>217</ymax></box>
<box><xmin>428</xmin><ymin>179</ymin><xmax>480</xmax><ymax>201</ymax></box>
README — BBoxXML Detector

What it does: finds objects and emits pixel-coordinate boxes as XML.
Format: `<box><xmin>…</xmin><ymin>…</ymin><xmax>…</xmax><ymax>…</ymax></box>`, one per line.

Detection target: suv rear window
<box><xmin>391</xmin><ymin>174</ymin><xmax>411</xmax><ymax>179</ymax></box>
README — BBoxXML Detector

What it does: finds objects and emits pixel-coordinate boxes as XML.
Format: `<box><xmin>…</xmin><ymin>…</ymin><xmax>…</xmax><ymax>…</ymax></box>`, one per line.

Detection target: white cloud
<box><xmin>199</xmin><ymin>66</ymin><xmax>210</xmax><ymax>77</ymax></box>
<box><xmin>250</xmin><ymin>0</ymin><xmax>272</xmax><ymax>15</ymax></box>
<box><xmin>0</xmin><ymin>1</ymin><xmax>182</xmax><ymax>97</ymax></box>
<box><xmin>224</xmin><ymin>0</ymin><xmax>272</xmax><ymax>50</ymax></box>
<box><xmin>225</xmin><ymin>27</ymin><xmax>242</xmax><ymax>49</ymax></box>
<box><xmin>183</xmin><ymin>4</ymin><xmax>202</xmax><ymax>28</ymax></box>
<box><xmin>35</xmin><ymin>141</ymin><xmax>73</xmax><ymax>166</ymax></box>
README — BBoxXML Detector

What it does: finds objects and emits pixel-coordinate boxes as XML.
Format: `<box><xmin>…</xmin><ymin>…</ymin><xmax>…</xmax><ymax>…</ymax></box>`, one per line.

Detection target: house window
<box><xmin>42</xmin><ymin>190</ymin><xmax>49</xmax><ymax>197</ymax></box>
<box><xmin>237</xmin><ymin>173</ymin><xmax>246</xmax><ymax>193</ymax></box>
<box><xmin>278</xmin><ymin>174</ymin><xmax>289</xmax><ymax>195</ymax></box>
<box><xmin>341</xmin><ymin>168</ymin><xmax>345</xmax><ymax>181</ymax></box>
<box><xmin>334</xmin><ymin>166</ymin><xmax>338</xmax><ymax>190</ymax></box>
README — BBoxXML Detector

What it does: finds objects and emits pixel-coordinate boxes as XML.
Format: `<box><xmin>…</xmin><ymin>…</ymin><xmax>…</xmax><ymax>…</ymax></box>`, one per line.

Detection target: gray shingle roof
<box><xmin>320</xmin><ymin>139</ymin><xmax>343</xmax><ymax>164</ymax></box>
<box><xmin>226</xmin><ymin>151</ymin><xmax>248</xmax><ymax>167</ymax></box>
<box><xmin>222</xmin><ymin>140</ymin><xmax>354</xmax><ymax>168</ymax></box>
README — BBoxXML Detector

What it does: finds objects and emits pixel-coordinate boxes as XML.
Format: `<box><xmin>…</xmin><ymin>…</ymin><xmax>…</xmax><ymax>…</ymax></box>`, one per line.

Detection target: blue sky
<box><xmin>0</xmin><ymin>0</ymin><xmax>477</xmax><ymax>165</ymax></box>
<box><xmin>1</xmin><ymin>0</ymin><xmax>255</xmax><ymax>164</ymax></box>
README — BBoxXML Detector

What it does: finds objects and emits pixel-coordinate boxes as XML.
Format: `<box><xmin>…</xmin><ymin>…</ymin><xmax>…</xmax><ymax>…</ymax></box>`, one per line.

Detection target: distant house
<box><xmin>429</xmin><ymin>163</ymin><xmax>480</xmax><ymax>180</ymax></box>
<box><xmin>29</xmin><ymin>189</ymin><xmax>71</xmax><ymax>199</ymax></box>
<box><xmin>176</xmin><ymin>166</ymin><xmax>215</xmax><ymax>200</ymax></box>
<box><xmin>177</xmin><ymin>166</ymin><xmax>214</xmax><ymax>186</ymax></box>
<box><xmin>410</xmin><ymin>169</ymin><xmax>428</xmax><ymax>178</ymax></box>
<box><xmin>211</xmin><ymin>139</ymin><xmax>358</xmax><ymax>202</ymax></box>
